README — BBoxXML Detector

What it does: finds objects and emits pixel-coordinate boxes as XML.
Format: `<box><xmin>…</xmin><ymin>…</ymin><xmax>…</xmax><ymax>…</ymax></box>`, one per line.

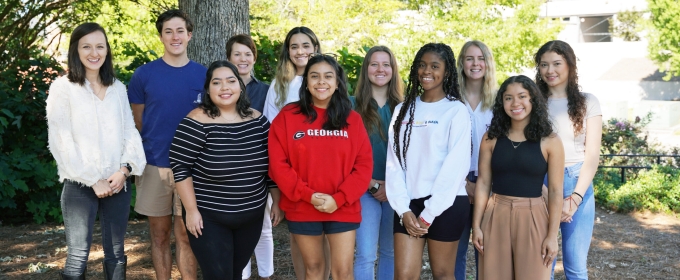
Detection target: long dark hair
<box><xmin>392</xmin><ymin>43</ymin><xmax>461</xmax><ymax>169</ymax></box>
<box><xmin>295</xmin><ymin>55</ymin><xmax>352</xmax><ymax>130</ymax></box>
<box><xmin>354</xmin><ymin>46</ymin><xmax>403</xmax><ymax>140</ymax></box>
<box><xmin>199</xmin><ymin>60</ymin><xmax>253</xmax><ymax>119</ymax></box>
<box><xmin>67</xmin><ymin>22</ymin><xmax>115</xmax><ymax>86</ymax></box>
<box><xmin>487</xmin><ymin>75</ymin><xmax>553</xmax><ymax>142</ymax></box>
<box><xmin>274</xmin><ymin>27</ymin><xmax>321</xmax><ymax>108</ymax></box>
<box><xmin>534</xmin><ymin>40</ymin><xmax>586</xmax><ymax>135</ymax></box>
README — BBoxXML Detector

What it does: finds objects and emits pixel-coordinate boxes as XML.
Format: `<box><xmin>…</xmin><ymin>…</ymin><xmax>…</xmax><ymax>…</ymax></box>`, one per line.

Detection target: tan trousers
<box><xmin>479</xmin><ymin>194</ymin><xmax>551</xmax><ymax>280</ymax></box>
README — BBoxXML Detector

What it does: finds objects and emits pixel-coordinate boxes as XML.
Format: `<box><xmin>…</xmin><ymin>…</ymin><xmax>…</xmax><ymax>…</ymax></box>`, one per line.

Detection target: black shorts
<box><xmin>287</xmin><ymin>221</ymin><xmax>360</xmax><ymax>236</ymax></box>
<box><xmin>393</xmin><ymin>195</ymin><xmax>470</xmax><ymax>242</ymax></box>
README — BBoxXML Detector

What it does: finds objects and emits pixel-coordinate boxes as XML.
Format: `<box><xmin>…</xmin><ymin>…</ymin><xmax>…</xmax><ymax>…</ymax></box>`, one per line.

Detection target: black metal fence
<box><xmin>599</xmin><ymin>154</ymin><xmax>680</xmax><ymax>183</ymax></box>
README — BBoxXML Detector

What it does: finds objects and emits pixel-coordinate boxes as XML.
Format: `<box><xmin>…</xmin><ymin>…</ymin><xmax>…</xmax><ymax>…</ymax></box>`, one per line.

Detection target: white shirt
<box><xmin>547</xmin><ymin>93</ymin><xmax>602</xmax><ymax>165</ymax></box>
<box><xmin>263</xmin><ymin>76</ymin><xmax>303</xmax><ymax>121</ymax></box>
<box><xmin>46</xmin><ymin>76</ymin><xmax>146</xmax><ymax>187</ymax></box>
<box><xmin>386</xmin><ymin>97</ymin><xmax>471</xmax><ymax>223</ymax></box>
<box><xmin>466</xmin><ymin>102</ymin><xmax>493</xmax><ymax>175</ymax></box>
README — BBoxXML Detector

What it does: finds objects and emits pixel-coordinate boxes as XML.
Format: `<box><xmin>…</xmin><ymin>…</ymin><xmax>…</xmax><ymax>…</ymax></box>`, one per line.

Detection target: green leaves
<box><xmin>647</xmin><ymin>0</ymin><xmax>680</xmax><ymax>80</ymax></box>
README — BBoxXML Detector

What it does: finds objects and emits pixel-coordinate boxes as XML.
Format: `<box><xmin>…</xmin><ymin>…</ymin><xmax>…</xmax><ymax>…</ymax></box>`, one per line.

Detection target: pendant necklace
<box><xmin>510</xmin><ymin>140</ymin><xmax>523</xmax><ymax>149</ymax></box>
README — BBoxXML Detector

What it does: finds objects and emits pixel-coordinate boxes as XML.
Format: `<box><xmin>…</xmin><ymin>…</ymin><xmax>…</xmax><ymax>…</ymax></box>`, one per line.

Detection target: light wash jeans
<box><xmin>353</xmin><ymin>191</ymin><xmax>394</xmax><ymax>280</ymax></box>
<box><xmin>61</xmin><ymin>180</ymin><xmax>131</xmax><ymax>276</ymax></box>
<box><xmin>549</xmin><ymin>162</ymin><xmax>594</xmax><ymax>280</ymax></box>
<box><xmin>455</xmin><ymin>205</ymin><xmax>478</xmax><ymax>280</ymax></box>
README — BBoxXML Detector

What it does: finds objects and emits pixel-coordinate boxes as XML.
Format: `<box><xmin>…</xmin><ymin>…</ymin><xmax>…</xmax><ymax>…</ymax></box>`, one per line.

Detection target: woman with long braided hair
<box><xmin>386</xmin><ymin>43</ymin><xmax>471</xmax><ymax>279</ymax></box>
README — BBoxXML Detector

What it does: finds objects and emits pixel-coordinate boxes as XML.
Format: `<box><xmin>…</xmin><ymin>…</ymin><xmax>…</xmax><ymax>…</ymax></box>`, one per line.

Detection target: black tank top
<box><xmin>490</xmin><ymin>135</ymin><xmax>547</xmax><ymax>198</ymax></box>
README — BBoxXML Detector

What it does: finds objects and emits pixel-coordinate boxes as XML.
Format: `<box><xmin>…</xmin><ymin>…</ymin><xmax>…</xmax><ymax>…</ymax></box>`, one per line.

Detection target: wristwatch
<box><xmin>120</xmin><ymin>163</ymin><xmax>132</xmax><ymax>175</ymax></box>
<box><xmin>369</xmin><ymin>182</ymin><xmax>380</xmax><ymax>194</ymax></box>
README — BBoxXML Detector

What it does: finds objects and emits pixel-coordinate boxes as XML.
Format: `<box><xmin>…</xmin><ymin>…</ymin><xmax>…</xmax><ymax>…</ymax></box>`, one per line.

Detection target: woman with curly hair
<box><xmin>472</xmin><ymin>75</ymin><xmax>564</xmax><ymax>280</ymax></box>
<box><xmin>169</xmin><ymin>61</ymin><xmax>276</xmax><ymax>279</ymax></box>
<box><xmin>350</xmin><ymin>46</ymin><xmax>403</xmax><ymax>280</ymax></box>
<box><xmin>535</xmin><ymin>40</ymin><xmax>602</xmax><ymax>280</ymax></box>
<box><xmin>386</xmin><ymin>43</ymin><xmax>471</xmax><ymax>279</ymax></box>
<box><xmin>454</xmin><ymin>40</ymin><xmax>498</xmax><ymax>280</ymax></box>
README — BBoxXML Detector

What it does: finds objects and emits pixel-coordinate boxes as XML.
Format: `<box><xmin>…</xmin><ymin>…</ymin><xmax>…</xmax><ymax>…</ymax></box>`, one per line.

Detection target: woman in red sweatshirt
<box><xmin>268</xmin><ymin>54</ymin><xmax>373</xmax><ymax>280</ymax></box>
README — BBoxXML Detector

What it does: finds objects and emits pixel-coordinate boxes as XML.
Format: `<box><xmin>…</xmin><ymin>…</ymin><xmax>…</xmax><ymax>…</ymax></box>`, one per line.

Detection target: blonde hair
<box><xmin>273</xmin><ymin>27</ymin><xmax>321</xmax><ymax>108</ymax></box>
<box><xmin>457</xmin><ymin>40</ymin><xmax>497</xmax><ymax>111</ymax></box>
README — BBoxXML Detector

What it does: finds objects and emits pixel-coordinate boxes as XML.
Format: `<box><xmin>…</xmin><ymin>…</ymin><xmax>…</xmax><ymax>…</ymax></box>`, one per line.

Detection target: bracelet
<box><xmin>419</xmin><ymin>216</ymin><xmax>431</xmax><ymax>227</ymax></box>
<box><xmin>571</xmin><ymin>192</ymin><xmax>583</xmax><ymax>205</ymax></box>
<box><xmin>117</xmin><ymin>170</ymin><xmax>129</xmax><ymax>178</ymax></box>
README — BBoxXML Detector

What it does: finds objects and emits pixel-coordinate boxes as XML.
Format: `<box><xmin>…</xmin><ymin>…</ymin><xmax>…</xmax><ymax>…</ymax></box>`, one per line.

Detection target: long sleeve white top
<box><xmin>46</xmin><ymin>76</ymin><xmax>146</xmax><ymax>187</ymax></box>
<box><xmin>466</xmin><ymin>102</ymin><xmax>493</xmax><ymax>175</ymax></box>
<box><xmin>262</xmin><ymin>76</ymin><xmax>303</xmax><ymax>121</ymax></box>
<box><xmin>386</xmin><ymin>97</ymin><xmax>471</xmax><ymax>224</ymax></box>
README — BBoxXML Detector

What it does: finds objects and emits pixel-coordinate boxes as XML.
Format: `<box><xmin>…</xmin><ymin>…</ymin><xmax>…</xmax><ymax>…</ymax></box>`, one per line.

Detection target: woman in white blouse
<box><xmin>46</xmin><ymin>22</ymin><xmax>145</xmax><ymax>280</ymax></box>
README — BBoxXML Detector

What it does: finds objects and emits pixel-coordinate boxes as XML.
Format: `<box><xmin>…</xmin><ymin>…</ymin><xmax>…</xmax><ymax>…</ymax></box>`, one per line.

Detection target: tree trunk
<box><xmin>178</xmin><ymin>0</ymin><xmax>250</xmax><ymax>66</ymax></box>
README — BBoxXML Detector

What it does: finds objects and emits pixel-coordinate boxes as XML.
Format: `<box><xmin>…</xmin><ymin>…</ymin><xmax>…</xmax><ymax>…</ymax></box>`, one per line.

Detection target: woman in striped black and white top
<box><xmin>170</xmin><ymin>60</ymin><xmax>276</xmax><ymax>279</ymax></box>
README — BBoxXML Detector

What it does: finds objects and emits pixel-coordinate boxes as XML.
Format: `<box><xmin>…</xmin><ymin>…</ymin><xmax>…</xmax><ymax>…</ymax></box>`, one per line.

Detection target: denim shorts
<box><xmin>287</xmin><ymin>221</ymin><xmax>360</xmax><ymax>235</ymax></box>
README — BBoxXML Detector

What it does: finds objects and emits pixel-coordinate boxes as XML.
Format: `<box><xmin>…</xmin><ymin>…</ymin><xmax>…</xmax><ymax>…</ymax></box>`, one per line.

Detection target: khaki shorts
<box><xmin>134</xmin><ymin>165</ymin><xmax>183</xmax><ymax>217</ymax></box>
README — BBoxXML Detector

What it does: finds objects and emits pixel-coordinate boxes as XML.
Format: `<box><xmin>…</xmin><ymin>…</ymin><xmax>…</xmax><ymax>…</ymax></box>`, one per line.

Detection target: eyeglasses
<box><xmin>309</xmin><ymin>52</ymin><xmax>339</xmax><ymax>60</ymax></box>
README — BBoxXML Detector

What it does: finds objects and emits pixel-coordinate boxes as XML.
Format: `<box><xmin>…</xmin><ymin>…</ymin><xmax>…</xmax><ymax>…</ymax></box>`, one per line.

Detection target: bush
<box><xmin>597</xmin><ymin>166</ymin><xmax>680</xmax><ymax>213</ymax></box>
<box><xmin>595</xmin><ymin>113</ymin><xmax>680</xmax><ymax>213</ymax></box>
<box><xmin>0</xmin><ymin>48</ymin><xmax>63</xmax><ymax>224</ymax></box>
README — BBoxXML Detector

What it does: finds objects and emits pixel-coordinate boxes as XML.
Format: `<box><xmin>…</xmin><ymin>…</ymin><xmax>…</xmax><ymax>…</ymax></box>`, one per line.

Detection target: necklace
<box><xmin>510</xmin><ymin>139</ymin><xmax>523</xmax><ymax>149</ymax></box>
<box><xmin>221</xmin><ymin>113</ymin><xmax>240</xmax><ymax>122</ymax></box>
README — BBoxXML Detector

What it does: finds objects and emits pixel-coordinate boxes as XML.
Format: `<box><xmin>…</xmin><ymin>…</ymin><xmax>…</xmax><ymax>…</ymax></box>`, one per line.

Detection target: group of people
<box><xmin>46</xmin><ymin>8</ymin><xmax>601</xmax><ymax>280</ymax></box>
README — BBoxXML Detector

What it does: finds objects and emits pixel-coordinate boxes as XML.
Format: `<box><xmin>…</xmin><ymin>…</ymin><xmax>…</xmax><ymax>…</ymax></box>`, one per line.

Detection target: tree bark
<box><xmin>178</xmin><ymin>0</ymin><xmax>250</xmax><ymax>66</ymax></box>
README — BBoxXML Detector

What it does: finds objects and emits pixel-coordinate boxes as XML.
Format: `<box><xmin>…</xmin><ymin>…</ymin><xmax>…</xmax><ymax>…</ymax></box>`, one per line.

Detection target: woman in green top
<box><xmin>351</xmin><ymin>46</ymin><xmax>404</xmax><ymax>280</ymax></box>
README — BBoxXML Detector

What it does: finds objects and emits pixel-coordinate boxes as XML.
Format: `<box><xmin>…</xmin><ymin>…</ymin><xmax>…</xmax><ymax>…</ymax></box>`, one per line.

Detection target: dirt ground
<box><xmin>0</xmin><ymin>207</ymin><xmax>678</xmax><ymax>279</ymax></box>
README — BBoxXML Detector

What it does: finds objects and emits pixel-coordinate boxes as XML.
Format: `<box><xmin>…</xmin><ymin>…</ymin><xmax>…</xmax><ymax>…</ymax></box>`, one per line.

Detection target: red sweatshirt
<box><xmin>268</xmin><ymin>104</ymin><xmax>373</xmax><ymax>223</ymax></box>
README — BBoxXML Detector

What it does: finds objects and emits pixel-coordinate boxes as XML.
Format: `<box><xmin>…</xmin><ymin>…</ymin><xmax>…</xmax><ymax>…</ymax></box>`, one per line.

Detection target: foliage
<box><xmin>0</xmin><ymin>0</ymin><xmax>108</xmax><ymax>66</ymax></box>
<box><xmin>608</xmin><ymin>10</ymin><xmax>643</xmax><ymax>41</ymax></box>
<box><xmin>252</xmin><ymin>33</ymin><xmax>283</xmax><ymax>83</ymax></box>
<box><xmin>647</xmin><ymin>0</ymin><xmax>680</xmax><ymax>80</ymax></box>
<box><xmin>0</xmin><ymin>45</ymin><xmax>62</xmax><ymax>224</ymax></box>
<box><xmin>595</xmin><ymin>113</ymin><xmax>680</xmax><ymax>213</ymax></box>
<box><xmin>250</xmin><ymin>0</ymin><xmax>561</xmax><ymax>81</ymax></box>
<box><xmin>337</xmin><ymin>46</ymin><xmax>369</xmax><ymax>95</ymax></box>
<box><xmin>595</xmin><ymin>166</ymin><xmax>680</xmax><ymax>213</ymax></box>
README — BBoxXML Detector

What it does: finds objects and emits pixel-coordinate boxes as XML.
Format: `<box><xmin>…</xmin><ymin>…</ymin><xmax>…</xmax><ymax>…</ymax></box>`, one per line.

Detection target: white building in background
<box><xmin>534</xmin><ymin>0</ymin><xmax>680</xmax><ymax>147</ymax></box>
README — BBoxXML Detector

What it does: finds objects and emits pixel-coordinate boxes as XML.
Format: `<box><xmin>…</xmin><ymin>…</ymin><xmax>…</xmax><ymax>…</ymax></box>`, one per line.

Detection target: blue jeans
<box><xmin>549</xmin><ymin>162</ymin><xmax>594</xmax><ymax>280</ymax></box>
<box><xmin>455</xmin><ymin>203</ymin><xmax>478</xmax><ymax>280</ymax></box>
<box><xmin>61</xmin><ymin>180</ymin><xmax>131</xmax><ymax>276</ymax></box>
<box><xmin>354</xmin><ymin>191</ymin><xmax>394</xmax><ymax>280</ymax></box>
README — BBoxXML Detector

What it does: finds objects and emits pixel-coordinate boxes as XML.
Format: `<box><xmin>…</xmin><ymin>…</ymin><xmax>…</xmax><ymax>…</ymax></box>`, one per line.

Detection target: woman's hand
<box><xmin>465</xmin><ymin>179</ymin><xmax>476</xmax><ymax>203</ymax></box>
<box><xmin>185</xmin><ymin>209</ymin><xmax>203</xmax><ymax>238</ymax></box>
<box><xmin>314</xmin><ymin>194</ymin><xmax>338</xmax><ymax>213</ymax></box>
<box><xmin>311</xmin><ymin>193</ymin><xmax>326</xmax><ymax>207</ymax></box>
<box><xmin>561</xmin><ymin>194</ymin><xmax>581</xmax><ymax>222</ymax></box>
<box><xmin>107</xmin><ymin>169</ymin><xmax>127</xmax><ymax>194</ymax></box>
<box><xmin>270</xmin><ymin>202</ymin><xmax>284</xmax><ymax>227</ymax></box>
<box><xmin>371</xmin><ymin>180</ymin><xmax>387</xmax><ymax>202</ymax></box>
<box><xmin>402</xmin><ymin>211</ymin><xmax>427</xmax><ymax>238</ymax></box>
<box><xmin>92</xmin><ymin>180</ymin><xmax>113</xmax><ymax>198</ymax></box>
<box><xmin>542</xmin><ymin>235</ymin><xmax>559</xmax><ymax>267</ymax></box>
<box><xmin>472</xmin><ymin>227</ymin><xmax>484</xmax><ymax>255</ymax></box>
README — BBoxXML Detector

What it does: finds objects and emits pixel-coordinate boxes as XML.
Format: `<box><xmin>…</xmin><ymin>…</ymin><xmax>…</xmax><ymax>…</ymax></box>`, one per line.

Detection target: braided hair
<box><xmin>392</xmin><ymin>43</ymin><xmax>461</xmax><ymax>170</ymax></box>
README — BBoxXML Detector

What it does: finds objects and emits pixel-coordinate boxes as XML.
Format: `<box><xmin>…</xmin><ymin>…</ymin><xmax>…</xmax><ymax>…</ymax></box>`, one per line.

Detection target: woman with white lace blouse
<box><xmin>46</xmin><ymin>22</ymin><xmax>146</xmax><ymax>280</ymax></box>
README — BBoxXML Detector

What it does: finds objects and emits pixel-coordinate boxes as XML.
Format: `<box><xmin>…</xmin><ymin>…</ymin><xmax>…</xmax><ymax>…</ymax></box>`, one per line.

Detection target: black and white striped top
<box><xmin>169</xmin><ymin>115</ymin><xmax>276</xmax><ymax>213</ymax></box>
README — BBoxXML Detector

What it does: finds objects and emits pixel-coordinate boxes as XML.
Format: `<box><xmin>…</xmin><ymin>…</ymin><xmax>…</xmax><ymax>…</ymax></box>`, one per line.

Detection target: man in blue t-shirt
<box><xmin>128</xmin><ymin>9</ymin><xmax>206</xmax><ymax>280</ymax></box>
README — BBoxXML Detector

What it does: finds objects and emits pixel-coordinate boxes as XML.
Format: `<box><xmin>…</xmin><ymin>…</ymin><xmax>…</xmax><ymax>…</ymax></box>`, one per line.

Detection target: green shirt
<box><xmin>350</xmin><ymin>96</ymin><xmax>392</xmax><ymax>180</ymax></box>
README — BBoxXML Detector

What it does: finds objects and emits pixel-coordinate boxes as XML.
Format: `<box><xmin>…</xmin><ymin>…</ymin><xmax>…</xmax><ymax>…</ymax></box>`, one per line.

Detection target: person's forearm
<box><xmin>175</xmin><ymin>178</ymin><xmax>198</xmax><ymax>212</ymax></box>
<box><xmin>547</xmin><ymin>185</ymin><xmax>563</xmax><ymax>237</ymax></box>
<box><xmin>472</xmin><ymin>181</ymin><xmax>490</xmax><ymax>229</ymax></box>
<box><xmin>574</xmin><ymin>155</ymin><xmax>598</xmax><ymax>196</ymax></box>
<box><xmin>269</xmin><ymin>188</ymin><xmax>281</xmax><ymax>204</ymax></box>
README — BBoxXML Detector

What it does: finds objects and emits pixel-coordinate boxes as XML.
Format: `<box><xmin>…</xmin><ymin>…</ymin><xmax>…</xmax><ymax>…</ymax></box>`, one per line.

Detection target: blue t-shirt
<box><xmin>128</xmin><ymin>58</ymin><xmax>207</xmax><ymax>167</ymax></box>
<box><xmin>350</xmin><ymin>96</ymin><xmax>392</xmax><ymax>180</ymax></box>
<box><xmin>245</xmin><ymin>76</ymin><xmax>269</xmax><ymax>112</ymax></box>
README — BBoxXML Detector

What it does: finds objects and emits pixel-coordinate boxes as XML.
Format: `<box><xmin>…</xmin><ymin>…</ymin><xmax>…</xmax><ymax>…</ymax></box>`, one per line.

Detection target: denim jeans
<box><xmin>455</xmin><ymin>204</ymin><xmax>478</xmax><ymax>280</ymax></box>
<box><xmin>61</xmin><ymin>180</ymin><xmax>131</xmax><ymax>276</ymax></box>
<box><xmin>354</xmin><ymin>191</ymin><xmax>394</xmax><ymax>280</ymax></box>
<box><xmin>550</xmin><ymin>162</ymin><xmax>594</xmax><ymax>280</ymax></box>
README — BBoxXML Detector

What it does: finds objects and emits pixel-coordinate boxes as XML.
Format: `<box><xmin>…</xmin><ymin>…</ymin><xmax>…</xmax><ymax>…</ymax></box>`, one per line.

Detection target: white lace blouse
<box><xmin>46</xmin><ymin>76</ymin><xmax>146</xmax><ymax>187</ymax></box>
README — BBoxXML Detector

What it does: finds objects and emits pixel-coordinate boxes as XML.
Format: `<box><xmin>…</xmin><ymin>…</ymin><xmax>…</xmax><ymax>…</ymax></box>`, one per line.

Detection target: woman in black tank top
<box><xmin>471</xmin><ymin>75</ymin><xmax>565</xmax><ymax>280</ymax></box>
